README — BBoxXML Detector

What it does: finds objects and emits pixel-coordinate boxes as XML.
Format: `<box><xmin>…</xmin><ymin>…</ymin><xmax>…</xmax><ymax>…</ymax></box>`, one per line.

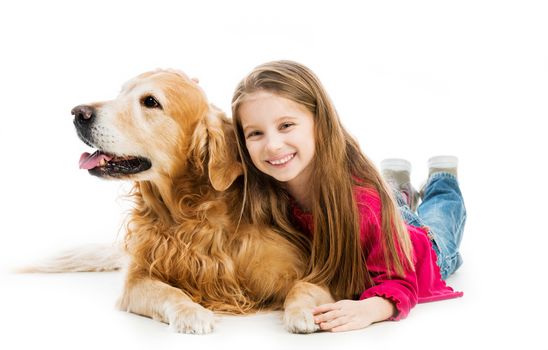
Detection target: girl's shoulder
<box><xmin>354</xmin><ymin>186</ymin><xmax>383</xmax><ymax>228</ymax></box>
<box><xmin>354</xmin><ymin>186</ymin><xmax>382</xmax><ymax>212</ymax></box>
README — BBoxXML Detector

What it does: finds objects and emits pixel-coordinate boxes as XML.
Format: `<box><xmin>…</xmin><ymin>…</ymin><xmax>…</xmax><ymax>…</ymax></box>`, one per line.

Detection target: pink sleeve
<box><xmin>356</xmin><ymin>188</ymin><xmax>418</xmax><ymax>321</ymax></box>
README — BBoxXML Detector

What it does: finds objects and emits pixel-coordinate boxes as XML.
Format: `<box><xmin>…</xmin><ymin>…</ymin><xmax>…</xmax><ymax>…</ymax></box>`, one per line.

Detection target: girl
<box><xmin>231</xmin><ymin>60</ymin><xmax>466</xmax><ymax>332</ymax></box>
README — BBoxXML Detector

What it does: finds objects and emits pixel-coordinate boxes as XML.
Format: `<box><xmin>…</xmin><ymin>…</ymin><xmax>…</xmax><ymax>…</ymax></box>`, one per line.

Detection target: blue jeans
<box><xmin>394</xmin><ymin>173</ymin><xmax>466</xmax><ymax>280</ymax></box>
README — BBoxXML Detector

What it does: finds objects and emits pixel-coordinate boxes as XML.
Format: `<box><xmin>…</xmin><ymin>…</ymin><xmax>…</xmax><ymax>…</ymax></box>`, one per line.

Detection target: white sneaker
<box><xmin>380</xmin><ymin>158</ymin><xmax>412</xmax><ymax>173</ymax></box>
<box><xmin>427</xmin><ymin>155</ymin><xmax>458</xmax><ymax>177</ymax></box>
<box><xmin>428</xmin><ymin>155</ymin><xmax>458</xmax><ymax>169</ymax></box>
<box><xmin>380</xmin><ymin>158</ymin><xmax>419</xmax><ymax>211</ymax></box>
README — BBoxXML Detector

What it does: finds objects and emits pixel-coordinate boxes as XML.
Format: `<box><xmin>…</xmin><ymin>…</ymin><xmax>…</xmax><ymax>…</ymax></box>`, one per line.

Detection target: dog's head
<box><xmin>72</xmin><ymin>69</ymin><xmax>242</xmax><ymax>190</ymax></box>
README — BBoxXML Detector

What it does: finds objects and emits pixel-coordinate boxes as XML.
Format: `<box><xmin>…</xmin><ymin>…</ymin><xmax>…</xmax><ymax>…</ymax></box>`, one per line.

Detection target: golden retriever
<box><xmin>51</xmin><ymin>69</ymin><xmax>333</xmax><ymax>334</ymax></box>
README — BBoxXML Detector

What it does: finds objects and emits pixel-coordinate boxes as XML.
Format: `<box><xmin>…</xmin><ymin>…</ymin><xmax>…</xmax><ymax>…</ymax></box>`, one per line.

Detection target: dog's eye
<box><xmin>141</xmin><ymin>95</ymin><xmax>162</xmax><ymax>109</ymax></box>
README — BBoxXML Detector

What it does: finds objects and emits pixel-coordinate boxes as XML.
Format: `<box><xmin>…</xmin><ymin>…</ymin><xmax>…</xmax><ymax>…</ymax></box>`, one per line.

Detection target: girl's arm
<box><xmin>312</xmin><ymin>297</ymin><xmax>395</xmax><ymax>332</ymax></box>
<box><xmin>302</xmin><ymin>188</ymin><xmax>419</xmax><ymax>333</ymax></box>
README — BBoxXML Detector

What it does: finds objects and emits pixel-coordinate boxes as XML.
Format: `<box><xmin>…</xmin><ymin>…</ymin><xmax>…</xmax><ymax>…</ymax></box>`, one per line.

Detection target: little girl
<box><xmin>231</xmin><ymin>60</ymin><xmax>466</xmax><ymax>332</ymax></box>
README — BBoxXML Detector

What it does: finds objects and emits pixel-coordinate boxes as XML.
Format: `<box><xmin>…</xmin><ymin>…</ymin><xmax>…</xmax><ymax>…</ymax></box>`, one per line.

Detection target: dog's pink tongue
<box><xmin>79</xmin><ymin>151</ymin><xmax>113</xmax><ymax>170</ymax></box>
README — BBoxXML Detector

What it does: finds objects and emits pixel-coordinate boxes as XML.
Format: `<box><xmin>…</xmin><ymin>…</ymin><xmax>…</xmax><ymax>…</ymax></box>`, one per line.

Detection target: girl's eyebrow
<box><xmin>242</xmin><ymin>124</ymin><xmax>258</xmax><ymax>133</ymax></box>
<box><xmin>277</xmin><ymin>116</ymin><xmax>298</xmax><ymax>122</ymax></box>
<box><xmin>243</xmin><ymin>116</ymin><xmax>298</xmax><ymax>133</ymax></box>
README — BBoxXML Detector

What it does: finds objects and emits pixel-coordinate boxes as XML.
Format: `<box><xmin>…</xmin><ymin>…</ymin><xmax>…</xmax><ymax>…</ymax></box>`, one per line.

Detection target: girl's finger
<box><xmin>330</xmin><ymin>322</ymin><xmax>356</xmax><ymax>333</ymax></box>
<box><xmin>319</xmin><ymin>316</ymin><xmax>348</xmax><ymax>331</ymax></box>
<box><xmin>313</xmin><ymin>309</ymin><xmax>341</xmax><ymax>324</ymax></box>
<box><xmin>312</xmin><ymin>303</ymin><xmax>337</xmax><ymax>315</ymax></box>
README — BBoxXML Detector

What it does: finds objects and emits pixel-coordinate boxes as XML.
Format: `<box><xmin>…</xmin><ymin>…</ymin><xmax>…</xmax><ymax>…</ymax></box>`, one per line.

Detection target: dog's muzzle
<box><xmin>71</xmin><ymin>104</ymin><xmax>152</xmax><ymax>178</ymax></box>
<box><xmin>71</xmin><ymin>104</ymin><xmax>96</xmax><ymax>147</ymax></box>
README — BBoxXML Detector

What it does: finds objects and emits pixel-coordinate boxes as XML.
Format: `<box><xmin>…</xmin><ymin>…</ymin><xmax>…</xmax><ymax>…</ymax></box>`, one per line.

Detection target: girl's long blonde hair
<box><xmin>231</xmin><ymin>60</ymin><xmax>413</xmax><ymax>300</ymax></box>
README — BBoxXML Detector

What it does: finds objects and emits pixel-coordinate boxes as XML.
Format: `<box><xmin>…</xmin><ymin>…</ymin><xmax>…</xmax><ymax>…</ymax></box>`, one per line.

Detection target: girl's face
<box><xmin>238</xmin><ymin>90</ymin><xmax>315</xmax><ymax>187</ymax></box>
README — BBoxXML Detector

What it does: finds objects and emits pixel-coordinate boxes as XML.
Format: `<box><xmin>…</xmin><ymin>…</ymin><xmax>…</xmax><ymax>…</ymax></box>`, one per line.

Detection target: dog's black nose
<box><xmin>72</xmin><ymin>105</ymin><xmax>95</xmax><ymax>125</ymax></box>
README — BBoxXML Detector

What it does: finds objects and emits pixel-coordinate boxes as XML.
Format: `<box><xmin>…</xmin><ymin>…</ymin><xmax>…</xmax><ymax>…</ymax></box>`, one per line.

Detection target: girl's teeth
<box><xmin>269</xmin><ymin>153</ymin><xmax>294</xmax><ymax>165</ymax></box>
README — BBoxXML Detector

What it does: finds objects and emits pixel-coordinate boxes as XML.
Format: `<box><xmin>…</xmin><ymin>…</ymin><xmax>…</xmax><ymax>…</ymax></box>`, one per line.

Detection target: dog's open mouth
<box><xmin>79</xmin><ymin>150</ymin><xmax>152</xmax><ymax>177</ymax></box>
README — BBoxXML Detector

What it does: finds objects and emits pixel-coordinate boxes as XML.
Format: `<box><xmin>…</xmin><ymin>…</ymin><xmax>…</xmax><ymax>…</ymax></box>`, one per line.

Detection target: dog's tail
<box><xmin>16</xmin><ymin>243</ymin><xmax>128</xmax><ymax>273</ymax></box>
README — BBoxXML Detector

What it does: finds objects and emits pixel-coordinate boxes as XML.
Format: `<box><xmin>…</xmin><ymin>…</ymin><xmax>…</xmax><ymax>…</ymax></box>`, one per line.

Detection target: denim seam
<box><xmin>425</xmin><ymin>172</ymin><xmax>458</xmax><ymax>188</ymax></box>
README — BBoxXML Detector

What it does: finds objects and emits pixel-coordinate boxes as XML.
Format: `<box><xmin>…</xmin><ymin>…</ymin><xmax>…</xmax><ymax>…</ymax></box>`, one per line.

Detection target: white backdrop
<box><xmin>1</xmin><ymin>1</ymin><xmax>547</xmax><ymax>349</ymax></box>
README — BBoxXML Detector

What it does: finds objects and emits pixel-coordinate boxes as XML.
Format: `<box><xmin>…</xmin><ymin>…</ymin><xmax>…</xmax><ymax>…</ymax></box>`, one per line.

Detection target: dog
<box><xmin>35</xmin><ymin>69</ymin><xmax>333</xmax><ymax>334</ymax></box>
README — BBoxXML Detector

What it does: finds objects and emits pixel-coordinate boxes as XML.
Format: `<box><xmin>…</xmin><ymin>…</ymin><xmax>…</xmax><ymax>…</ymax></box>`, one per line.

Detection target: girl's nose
<box><xmin>265</xmin><ymin>133</ymin><xmax>283</xmax><ymax>152</ymax></box>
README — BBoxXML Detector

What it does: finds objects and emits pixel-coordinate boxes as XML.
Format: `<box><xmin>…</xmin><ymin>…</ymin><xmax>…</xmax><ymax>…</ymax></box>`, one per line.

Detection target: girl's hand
<box><xmin>312</xmin><ymin>297</ymin><xmax>396</xmax><ymax>332</ymax></box>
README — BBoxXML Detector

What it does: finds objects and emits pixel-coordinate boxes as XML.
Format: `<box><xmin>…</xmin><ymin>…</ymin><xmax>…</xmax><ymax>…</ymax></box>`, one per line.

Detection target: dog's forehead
<box><xmin>120</xmin><ymin>69</ymin><xmax>192</xmax><ymax>94</ymax></box>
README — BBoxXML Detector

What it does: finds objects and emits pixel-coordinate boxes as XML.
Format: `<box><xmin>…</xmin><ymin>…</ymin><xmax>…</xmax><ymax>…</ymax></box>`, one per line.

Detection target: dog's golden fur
<box><xmin>63</xmin><ymin>69</ymin><xmax>333</xmax><ymax>333</ymax></box>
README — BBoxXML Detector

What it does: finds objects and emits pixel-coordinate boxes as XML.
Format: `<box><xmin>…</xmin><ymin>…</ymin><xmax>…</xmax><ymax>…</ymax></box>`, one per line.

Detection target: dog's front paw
<box><xmin>283</xmin><ymin>307</ymin><xmax>319</xmax><ymax>334</ymax></box>
<box><xmin>166</xmin><ymin>302</ymin><xmax>215</xmax><ymax>334</ymax></box>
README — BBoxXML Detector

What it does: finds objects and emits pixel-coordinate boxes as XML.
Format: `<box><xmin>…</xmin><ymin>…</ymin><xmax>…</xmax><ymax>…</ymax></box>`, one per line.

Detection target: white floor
<box><xmin>0</xmin><ymin>267</ymin><xmax>470</xmax><ymax>350</ymax></box>
<box><xmin>0</xmin><ymin>238</ymin><xmax>543</xmax><ymax>350</ymax></box>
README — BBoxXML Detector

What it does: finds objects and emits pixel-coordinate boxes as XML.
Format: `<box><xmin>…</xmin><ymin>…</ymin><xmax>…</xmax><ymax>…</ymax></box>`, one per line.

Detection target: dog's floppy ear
<box><xmin>206</xmin><ymin>106</ymin><xmax>243</xmax><ymax>191</ymax></box>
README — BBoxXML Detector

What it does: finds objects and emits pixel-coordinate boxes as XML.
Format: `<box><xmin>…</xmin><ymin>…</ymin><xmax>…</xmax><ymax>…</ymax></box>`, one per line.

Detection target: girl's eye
<box><xmin>280</xmin><ymin>122</ymin><xmax>294</xmax><ymax>130</ymax></box>
<box><xmin>246</xmin><ymin>131</ymin><xmax>262</xmax><ymax>138</ymax></box>
<box><xmin>141</xmin><ymin>95</ymin><xmax>162</xmax><ymax>109</ymax></box>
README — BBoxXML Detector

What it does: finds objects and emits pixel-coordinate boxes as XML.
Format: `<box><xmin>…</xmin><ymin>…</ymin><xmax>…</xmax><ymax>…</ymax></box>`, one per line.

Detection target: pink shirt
<box><xmin>291</xmin><ymin>186</ymin><xmax>463</xmax><ymax>320</ymax></box>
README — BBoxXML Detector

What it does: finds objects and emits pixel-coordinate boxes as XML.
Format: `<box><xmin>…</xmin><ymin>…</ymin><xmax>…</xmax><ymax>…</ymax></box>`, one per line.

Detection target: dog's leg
<box><xmin>283</xmin><ymin>281</ymin><xmax>334</xmax><ymax>334</ymax></box>
<box><xmin>118</xmin><ymin>276</ymin><xmax>215</xmax><ymax>334</ymax></box>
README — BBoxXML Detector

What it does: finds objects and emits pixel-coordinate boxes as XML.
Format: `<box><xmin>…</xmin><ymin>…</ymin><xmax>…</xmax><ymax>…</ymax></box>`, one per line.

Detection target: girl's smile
<box><xmin>266</xmin><ymin>152</ymin><xmax>296</xmax><ymax>166</ymax></box>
